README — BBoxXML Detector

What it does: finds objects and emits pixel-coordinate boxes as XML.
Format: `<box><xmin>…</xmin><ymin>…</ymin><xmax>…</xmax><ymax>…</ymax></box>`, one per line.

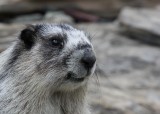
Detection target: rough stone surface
<box><xmin>44</xmin><ymin>11</ymin><xmax>74</xmax><ymax>24</ymax></box>
<box><xmin>8</xmin><ymin>12</ymin><xmax>74</xmax><ymax>24</ymax></box>
<box><xmin>0</xmin><ymin>0</ymin><xmax>20</xmax><ymax>5</ymax></box>
<box><xmin>0</xmin><ymin>0</ymin><xmax>160</xmax><ymax>21</ymax></box>
<box><xmin>119</xmin><ymin>7</ymin><xmax>160</xmax><ymax>46</ymax></box>
<box><xmin>1</xmin><ymin>22</ymin><xmax>160</xmax><ymax>114</ymax></box>
<box><xmin>10</xmin><ymin>13</ymin><xmax>43</xmax><ymax>23</ymax></box>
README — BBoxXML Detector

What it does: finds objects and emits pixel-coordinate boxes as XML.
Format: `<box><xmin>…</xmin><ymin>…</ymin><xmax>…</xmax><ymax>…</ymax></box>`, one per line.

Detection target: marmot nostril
<box><xmin>81</xmin><ymin>50</ymin><xmax>96</xmax><ymax>70</ymax></box>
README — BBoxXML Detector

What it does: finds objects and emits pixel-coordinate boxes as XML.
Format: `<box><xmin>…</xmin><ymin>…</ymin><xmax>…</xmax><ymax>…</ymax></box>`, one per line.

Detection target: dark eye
<box><xmin>51</xmin><ymin>39</ymin><xmax>64</xmax><ymax>48</ymax></box>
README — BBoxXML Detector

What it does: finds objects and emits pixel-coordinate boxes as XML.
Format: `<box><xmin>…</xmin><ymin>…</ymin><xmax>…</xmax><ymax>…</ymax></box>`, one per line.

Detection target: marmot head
<box><xmin>17</xmin><ymin>24</ymin><xmax>96</xmax><ymax>91</ymax></box>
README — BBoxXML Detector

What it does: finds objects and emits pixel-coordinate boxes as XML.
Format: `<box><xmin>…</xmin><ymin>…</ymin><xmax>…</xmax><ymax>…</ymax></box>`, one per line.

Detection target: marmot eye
<box><xmin>51</xmin><ymin>39</ymin><xmax>64</xmax><ymax>48</ymax></box>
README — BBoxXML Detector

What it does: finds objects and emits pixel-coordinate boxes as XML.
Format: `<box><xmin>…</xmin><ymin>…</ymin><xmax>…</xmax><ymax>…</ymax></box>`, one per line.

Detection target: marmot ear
<box><xmin>20</xmin><ymin>24</ymin><xmax>35</xmax><ymax>49</ymax></box>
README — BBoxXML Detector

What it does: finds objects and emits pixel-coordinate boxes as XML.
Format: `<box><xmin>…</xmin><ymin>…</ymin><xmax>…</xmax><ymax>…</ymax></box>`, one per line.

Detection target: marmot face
<box><xmin>19</xmin><ymin>24</ymin><xmax>96</xmax><ymax>91</ymax></box>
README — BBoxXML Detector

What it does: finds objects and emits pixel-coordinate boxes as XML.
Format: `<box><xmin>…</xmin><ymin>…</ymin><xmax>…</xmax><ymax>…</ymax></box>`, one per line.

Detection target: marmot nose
<box><xmin>81</xmin><ymin>49</ymin><xmax>96</xmax><ymax>70</ymax></box>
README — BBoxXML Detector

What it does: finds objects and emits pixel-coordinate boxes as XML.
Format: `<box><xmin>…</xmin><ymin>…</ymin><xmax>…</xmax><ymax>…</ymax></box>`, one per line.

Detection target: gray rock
<box><xmin>0</xmin><ymin>0</ymin><xmax>19</xmax><ymax>5</ymax></box>
<box><xmin>119</xmin><ymin>7</ymin><xmax>160</xmax><ymax>46</ymax></box>
<box><xmin>44</xmin><ymin>11</ymin><xmax>73</xmax><ymax>24</ymax></box>
<box><xmin>9</xmin><ymin>12</ymin><xmax>73</xmax><ymax>24</ymax></box>
<box><xmin>10</xmin><ymin>14</ymin><xmax>43</xmax><ymax>23</ymax></box>
<box><xmin>0</xmin><ymin>0</ymin><xmax>160</xmax><ymax>21</ymax></box>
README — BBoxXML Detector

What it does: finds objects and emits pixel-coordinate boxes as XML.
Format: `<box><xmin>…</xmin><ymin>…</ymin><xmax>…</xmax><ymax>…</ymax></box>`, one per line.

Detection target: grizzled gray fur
<box><xmin>0</xmin><ymin>24</ymin><xmax>96</xmax><ymax>114</ymax></box>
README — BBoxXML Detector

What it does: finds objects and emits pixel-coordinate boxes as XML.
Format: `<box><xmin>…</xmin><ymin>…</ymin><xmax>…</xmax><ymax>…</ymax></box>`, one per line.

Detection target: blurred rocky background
<box><xmin>0</xmin><ymin>0</ymin><xmax>160</xmax><ymax>114</ymax></box>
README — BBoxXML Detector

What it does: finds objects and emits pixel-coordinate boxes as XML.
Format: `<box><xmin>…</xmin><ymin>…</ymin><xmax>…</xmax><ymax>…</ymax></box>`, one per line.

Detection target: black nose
<box><xmin>81</xmin><ymin>49</ymin><xmax>96</xmax><ymax>70</ymax></box>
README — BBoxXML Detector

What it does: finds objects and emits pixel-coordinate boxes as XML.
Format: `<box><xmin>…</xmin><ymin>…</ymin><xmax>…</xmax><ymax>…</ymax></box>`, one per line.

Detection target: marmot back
<box><xmin>0</xmin><ymin>24</ymin><xmax>96</xmax><ymax>114</ymax></box>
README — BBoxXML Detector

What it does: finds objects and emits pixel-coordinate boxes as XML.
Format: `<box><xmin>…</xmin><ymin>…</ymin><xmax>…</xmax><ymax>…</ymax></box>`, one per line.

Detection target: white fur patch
<box><xmin>66</xmin><ymin>30</ymin><xmax>91</xmax><ymax>49</ymax></box>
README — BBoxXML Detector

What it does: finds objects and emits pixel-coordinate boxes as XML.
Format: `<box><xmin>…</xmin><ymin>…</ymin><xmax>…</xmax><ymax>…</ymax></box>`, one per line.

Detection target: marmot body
<box><xmin>0</xmin><ymin>24</ymin><xmax>96</xmax><ymax>114</ymax></box>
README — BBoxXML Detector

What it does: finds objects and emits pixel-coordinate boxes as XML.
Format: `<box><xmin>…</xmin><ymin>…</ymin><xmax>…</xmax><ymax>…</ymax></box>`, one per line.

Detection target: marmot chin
<box><xmin>0</xmin><ymin>24</ymin><xmax>96</xmax><ymax>114</ymax></box>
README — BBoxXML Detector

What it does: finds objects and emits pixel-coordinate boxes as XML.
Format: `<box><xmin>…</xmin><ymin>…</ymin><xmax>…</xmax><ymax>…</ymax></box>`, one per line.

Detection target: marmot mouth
<box><xmin>66</xmin><ymin>72</ymin><xmax>85</xmax><ymax>82</ymax></box>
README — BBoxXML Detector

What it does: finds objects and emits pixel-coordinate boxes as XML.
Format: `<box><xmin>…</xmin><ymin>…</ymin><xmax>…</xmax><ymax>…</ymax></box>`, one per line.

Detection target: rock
<box><xmin>119</xmin><ymin>7</ymin><xmax>160</xmax><ymax>46</ymax></box>
<box><xmin>0</xmin><ymin>0</ymin><xmax>160</xmax><ymax>22</ymax></box>
<box><xmin>44</xmin><ymin>11</ymin><xmax>73</xmax><ymax>24</ymax></box>
<box><xmin>64</xmin><ymin>9</ymin><xmax>101</xmax><ymax>22</ymax></box>
<box><xmin>0</xmin><ymin>0</ymin><xmax>20</xmax><ymax>5</ymax></box>
<box><xmin>10</xmin><ymin>13</ymin><xmax>43</xmax><ymax>23</ymax></box>
<box><xmin>7</xmin><ymin>11</ymin><xmax>73</xmax><ymax>24</ymax></box>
